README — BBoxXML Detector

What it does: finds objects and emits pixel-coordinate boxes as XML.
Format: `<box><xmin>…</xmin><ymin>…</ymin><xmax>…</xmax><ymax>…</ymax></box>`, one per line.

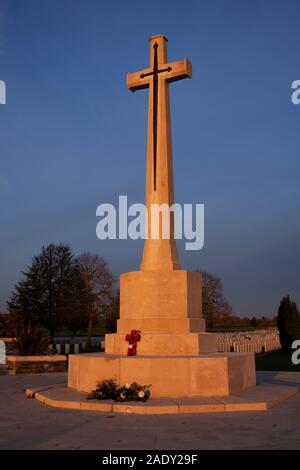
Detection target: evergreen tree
<box><xmin>0</xmin><ymin>313</ymin><xmax>9</xmax><ymax>337</ymax></box>
<box><xmin>277</xmin><ymin>296</ymin><xmax>300</xmax><ymax>352</ymax></box>
<box><xmin>8</xmin><ymin>244</ymin><xmax>90</xmax><ymax>338</ymax></box>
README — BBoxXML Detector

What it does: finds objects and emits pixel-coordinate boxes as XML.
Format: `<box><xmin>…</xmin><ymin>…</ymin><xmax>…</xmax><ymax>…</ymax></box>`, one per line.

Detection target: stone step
<box><xmin>105</xmin><ymin>332</ymin><xmax>218</xmax><ymax>355</ymax></box>
<box><xmin>25</xmin><ymin>381</ymin><xmax>298</xmax><ymax>414</ymax></box>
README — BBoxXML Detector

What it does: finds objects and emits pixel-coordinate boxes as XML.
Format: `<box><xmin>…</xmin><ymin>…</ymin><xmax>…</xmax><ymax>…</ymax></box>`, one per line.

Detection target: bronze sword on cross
<box><xmin>139</xmin><ymin>43</ymin><xmax>172</xmax><ymax>191</ymax></box>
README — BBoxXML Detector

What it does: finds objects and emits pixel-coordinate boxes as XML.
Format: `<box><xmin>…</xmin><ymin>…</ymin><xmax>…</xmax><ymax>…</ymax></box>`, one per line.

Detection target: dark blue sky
<box><xmin>1</xmin><ymin>0</ymin><xmax>299</xmax><ymax>315</ymax></box>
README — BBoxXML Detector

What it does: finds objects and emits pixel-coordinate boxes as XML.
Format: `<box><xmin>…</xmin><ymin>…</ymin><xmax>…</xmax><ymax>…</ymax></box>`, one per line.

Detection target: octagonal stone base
<box><xmin>68</xmin><ymin>352</ymin><xmax>256</xmax><ymax>398</ymax></box>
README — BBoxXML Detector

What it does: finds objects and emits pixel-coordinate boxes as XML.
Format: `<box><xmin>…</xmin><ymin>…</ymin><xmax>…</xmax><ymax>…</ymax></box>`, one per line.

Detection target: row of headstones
<box><xmin>217</xmin><ymin>333</ymin><xmax>281</xmax><ymax>353</ymax></box>
<box><xmin>48</xmin><ymin>341</ymin><xmax>104</xmax><ymax>355</ymax></box>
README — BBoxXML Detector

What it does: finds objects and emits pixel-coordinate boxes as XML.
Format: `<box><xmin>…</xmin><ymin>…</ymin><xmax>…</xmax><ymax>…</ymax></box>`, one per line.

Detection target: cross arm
<box><xmin>127</xmin><ymin>68</ymin><xmax>152</xmax><ymax>92</ymax></box>
<box><xmin>126</xmin><ymin>57</ymin><xmax>192</xmax><ymax>91</ymax></box>
<box><xmin>165</xmin><ymin>58</ymin><xmax>192</xmax><ymax>83</ymax></box>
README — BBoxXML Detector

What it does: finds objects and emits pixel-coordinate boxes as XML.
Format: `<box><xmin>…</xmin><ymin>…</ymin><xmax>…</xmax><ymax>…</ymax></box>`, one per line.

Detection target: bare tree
<box><xmin>196</xmin><ymin>270</ymin><xmax>232</xmax><ymax>329</ymax></box>
<box><xmin>104</xmin><ymin>288</ymin><xmax>120</xmax><ymax>332</ymax></box>
<box><xmin>77</xmin><ymin>252</ymin><xmax>115</xmax><ymax>347</ymax></box>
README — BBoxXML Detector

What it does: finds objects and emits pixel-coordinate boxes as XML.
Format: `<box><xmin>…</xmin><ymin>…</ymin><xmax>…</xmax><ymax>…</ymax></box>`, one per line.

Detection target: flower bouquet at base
<box><xmin>115</xmin><ymin>382</ymin><xmax>151</xmax><ymax>402</ymax></box>
<box><xmin>87</xmin><ymin>379</ymin><xmax>151</xmax><ymax>402</ymax></box>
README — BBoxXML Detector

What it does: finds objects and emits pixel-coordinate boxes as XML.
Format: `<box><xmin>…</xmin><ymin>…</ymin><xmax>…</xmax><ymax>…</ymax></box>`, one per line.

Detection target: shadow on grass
<box><xmin>255</xmin><ymin>351</ymin><xmax>300</xmax><ymax>390</ymax></box>
<box><xmin>256</xmin><ymin>350</ymin><xmax>300</xmax><ymax>372</ymax></box>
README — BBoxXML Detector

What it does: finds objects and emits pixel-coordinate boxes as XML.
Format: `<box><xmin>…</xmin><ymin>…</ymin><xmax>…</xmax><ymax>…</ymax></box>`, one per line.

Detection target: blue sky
<box><xmin>0</xmin><ymin>0</ymin><xmax>299</xmax><ymax>316</ymax></box>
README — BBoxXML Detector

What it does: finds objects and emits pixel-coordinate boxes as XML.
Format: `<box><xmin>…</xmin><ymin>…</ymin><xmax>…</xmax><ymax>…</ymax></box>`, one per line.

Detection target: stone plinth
<box><xmin>68</xmin><ymin>352</ymin><xmax>256</xmax><ymax>398</ymax></box>
<box><xmin>107</xmin><ymin>269</ymin><xmax>218</xmax><ymax>355</ymax></box>
<box><xmin>118</xmin><ymin>270</ymin><xmax>205</xmax><ymax>333</ymax></box>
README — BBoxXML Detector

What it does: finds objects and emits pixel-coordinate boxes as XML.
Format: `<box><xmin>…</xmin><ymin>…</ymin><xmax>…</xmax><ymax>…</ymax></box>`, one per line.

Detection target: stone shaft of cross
<box><xmin>127</xmin><ymin>35</ymin><xmax>192</xmax><ymax>271</ymax></box>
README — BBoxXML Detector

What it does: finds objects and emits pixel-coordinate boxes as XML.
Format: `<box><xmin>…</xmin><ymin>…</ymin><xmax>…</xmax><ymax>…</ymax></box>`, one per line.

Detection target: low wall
<box><xmin>7</xmin><ymin>355</ymin><xmax>67</xmax><ymax>374</ymax></box>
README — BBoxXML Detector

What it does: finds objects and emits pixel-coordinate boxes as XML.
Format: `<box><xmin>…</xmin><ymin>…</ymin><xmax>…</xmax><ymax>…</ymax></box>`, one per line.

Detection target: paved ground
<box><xmin>0</xmin><ymin>371</ymin><xmax>300</xmax><ymax>450</ymax></box>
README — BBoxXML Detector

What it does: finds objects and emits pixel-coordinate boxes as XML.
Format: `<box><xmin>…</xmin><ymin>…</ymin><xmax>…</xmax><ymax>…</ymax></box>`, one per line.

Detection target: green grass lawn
<box><xmin>255</xmin><ymin>349</ymin><xmax>300</xmax><ymax>372</ymax></box>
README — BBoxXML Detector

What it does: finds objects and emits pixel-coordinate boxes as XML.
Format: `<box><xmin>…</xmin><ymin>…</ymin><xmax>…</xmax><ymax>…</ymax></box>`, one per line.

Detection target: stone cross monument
<box><xmin>68</xmin><ymin>36</ymin><xmax>256</xmax><ymax>398</ymax></box>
